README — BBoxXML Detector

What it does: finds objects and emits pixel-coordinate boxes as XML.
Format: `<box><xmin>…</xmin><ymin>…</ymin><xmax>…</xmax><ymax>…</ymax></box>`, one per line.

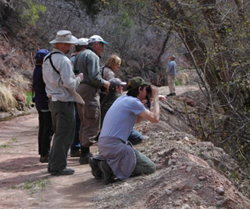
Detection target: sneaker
<box><xmin>98</xmin><ymin>160</ymin><xmax>115</xmax><ymax>184</ymax></box>
<box><xmin>70</xmin><ymin>150</ymin><xmax>81</xmax><ymax>157</ymax></box>
<box><xmin>89</xmin><ymin>157</ymin><xmax>102</xmax><ymax>179</ymax></box>
<box><xmin>79</xmin><ymin>153</ymin><xmax>92</xmax><ymax>165</ymax></box>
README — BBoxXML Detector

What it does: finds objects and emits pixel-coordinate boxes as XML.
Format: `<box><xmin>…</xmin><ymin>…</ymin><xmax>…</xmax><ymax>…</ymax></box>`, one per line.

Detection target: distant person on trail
<box><xmin>89</xmin><ymin>76</ymin><xmax>160</xmax><ymax>184</ymax></box>
<box><xmin>74</xmin><ymin>35</ymin><xmax>110</xmax><ymax>165</ymax></box>
<box><xmin>32</xmin><ymin>49</ymin><xmax>52</xmax><ymax>163</ymax></box>
<box><xmin>42</xmin><ymin>30</ymin><xmax>84</xmax><ymax>176</ymax></box>
<box><xmin>69</xmin><ymin>38</ymin><xmax>88</xmax><ymax>158</ymax></box>
<box><xmin>99</xmin><ymin>54</ymin><xmax>122</xmax><ymax>102</ymax></box>
<box><xmin>166</xmin><ymin>55</ymin><xmax>177</xmax><ymax>97</ymax></box>
<box><xmin>100</xmin><ymin>78</ymin><xmax>144</xmax><ymax>145</ymax></box>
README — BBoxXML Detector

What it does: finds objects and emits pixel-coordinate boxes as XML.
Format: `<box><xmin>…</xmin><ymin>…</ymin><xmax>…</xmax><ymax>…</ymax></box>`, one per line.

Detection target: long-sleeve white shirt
<box><xmin>42</xmin><ymin>49</ymin><xmax>81</xmax><ymax>102</ymax></box>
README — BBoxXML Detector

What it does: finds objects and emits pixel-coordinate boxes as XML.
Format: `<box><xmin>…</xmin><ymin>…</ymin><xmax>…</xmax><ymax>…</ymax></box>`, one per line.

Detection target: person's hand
<box><xmin>159</xmin><ymin>95</ymin><xmax>167</xmax><ymax>101</ymax></box>
<box><xmin>77</xmin><ymin>73</ymin><xmax>84</xmax><ymax>81</ymax></box>
<box><xmin>150</xmin><ymin>85</ymin><xmax>159</xmax><ymax>99</ymax></box>
<box><xmin>104</xmin><ymin>81</ymin><xmax>110</xmax><ymax>90</ymax></box>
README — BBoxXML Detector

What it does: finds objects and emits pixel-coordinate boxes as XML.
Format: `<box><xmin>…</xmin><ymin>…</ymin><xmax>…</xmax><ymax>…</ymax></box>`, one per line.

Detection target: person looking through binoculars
<box><xmin>89</xmin><ymin>76</ymin><xmax>160</xmax><ymax>184</ymax></box>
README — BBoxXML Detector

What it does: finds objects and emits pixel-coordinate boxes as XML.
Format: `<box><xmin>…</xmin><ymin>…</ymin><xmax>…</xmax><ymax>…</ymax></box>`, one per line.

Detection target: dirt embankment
<box><xmin>0</xmin><ymin>86</ymin><xmax>250</xmax><ymax>209</ymax></box>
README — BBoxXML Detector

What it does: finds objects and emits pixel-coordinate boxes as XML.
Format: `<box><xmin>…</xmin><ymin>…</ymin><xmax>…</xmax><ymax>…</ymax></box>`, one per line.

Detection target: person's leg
<box><xmin>167</xmin><ymin>75</ymin><xmax>173</xmax><ymax>94</ymax></box>
<box><xmin>38</xmin><ymin>110</ymin><xmax>43</xmax><ymax>156</ymax></box>
<box><xmin>77</xmin><ymin>84</ymin><xmax>100</xmax><ymax>164</ymax></box>
<box><xmin>128</xmin><ymin>130</ymin><xmax>143</xmax><ymax>145</ymax></box>
<box><xmin>70</xmin><ymin>103</ymin><xmax>81</xmax><ymax>157</ymax></box>
<box><xmin>172</xmin><ymin>75</ymin><xmax>176</xmax><ymax>94</ymax></box>
<box><xmin>41</xmin><ymin>111</ymin><xmax>52</xmax><ymax>156</ymax></box>
<box><xmin>48</xmin><ymin>101</ymin><xmax>75</xmax><ymax>172</ymax></box>
<box><xmin>132</xmin><ymin>149</ymin><xmax>156</xmax><ymax>176</ymax></box>
<box><xmin>167</xmin><ymin>75</ymin><xmax>176</xmax><ymax>96</ymax></box>
<box><xmin>81</xmin><ymin>86</ymin><xmax>100</xmax><ymax>146</ymax></box>
<box><xmin>40</xmin><ymin>111</ymin><xmax>53</xmax><ymax>163</ymax></box>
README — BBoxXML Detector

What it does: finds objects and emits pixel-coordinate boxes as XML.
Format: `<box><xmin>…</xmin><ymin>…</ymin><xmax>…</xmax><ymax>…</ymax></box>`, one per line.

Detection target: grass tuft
<box><xmin>0</xmin><ymin>82</ymin><xmax>17</xmax><ymax>111</ymax></box>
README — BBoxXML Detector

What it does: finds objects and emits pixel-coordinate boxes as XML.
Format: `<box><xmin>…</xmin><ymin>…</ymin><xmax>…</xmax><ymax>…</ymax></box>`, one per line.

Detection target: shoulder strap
<box><xmin>101</xmin><ymin>66</ymin><xmax>105</xmax><ymax>78</ymax></box>
<box><xmin>44</xmin><ymin>52</ymin><xmax>62</xmax><ymax>75</ymax></box>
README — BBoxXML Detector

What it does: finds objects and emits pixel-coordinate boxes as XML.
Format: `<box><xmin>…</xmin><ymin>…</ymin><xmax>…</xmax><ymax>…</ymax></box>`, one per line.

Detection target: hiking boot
<box><xmin>89</xmin><ymin>157</ymin><xmax>102</xmax><ymax>179</ymax></box>
<box><xmin>70</xmin><ymin>150</ymin><xmax>81</xmax><ymax>157</ymax></box>
<box><xmin>49</xmin><ymin>168</ymin><xmax>75</xmax><ymax>176</ymax></box>
<box><xmin>98</xmin><ymin>160</ymin><xmax>115</xmax><ymax>184</ymax></box>
<box><xmin>167</xmin><ymin>93</ymin><xmax>176</xmax><ymax>97</ymax></box>
<box><xmin>79</xmin><ymin>153</ymin><xmax>92</xmax><ymax>165</ymax></box>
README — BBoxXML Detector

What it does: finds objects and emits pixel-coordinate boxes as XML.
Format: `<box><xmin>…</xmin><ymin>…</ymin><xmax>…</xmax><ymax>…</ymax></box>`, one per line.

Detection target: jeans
<box><xmin>128</xmin><ymin>130</ymin><xmax>143</xmax><ymax>145</ymax></box>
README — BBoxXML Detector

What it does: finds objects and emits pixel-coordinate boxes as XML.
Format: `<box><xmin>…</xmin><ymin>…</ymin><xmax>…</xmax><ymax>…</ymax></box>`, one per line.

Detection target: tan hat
<box><xmin>50</xmin><ymin>30</ymin><xmax>78</xmax><ymax>44</ymax></box>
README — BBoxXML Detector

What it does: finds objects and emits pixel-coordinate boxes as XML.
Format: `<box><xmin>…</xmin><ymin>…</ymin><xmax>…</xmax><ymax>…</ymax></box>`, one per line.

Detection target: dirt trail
<box><xmin>0</xmin><ymin>86</ymin><xmax>199</xmax><ymax>209</ymax></box>
<box><xmin>0</xmin><ymin>111</ymin><xmax>105</xmax><ymax>208</ymax></box>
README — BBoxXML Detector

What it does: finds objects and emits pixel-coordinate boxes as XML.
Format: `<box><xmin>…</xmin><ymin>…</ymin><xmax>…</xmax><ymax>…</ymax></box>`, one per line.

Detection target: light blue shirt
<box><xmin>167</xmin><ymin>60</ymin><xmax>177</xmax><ymax>76</ymax></box>
<box><xmin>100</xmin><ymin>95</ymin><xmax>146</xmax><ymax>142</ymax></box>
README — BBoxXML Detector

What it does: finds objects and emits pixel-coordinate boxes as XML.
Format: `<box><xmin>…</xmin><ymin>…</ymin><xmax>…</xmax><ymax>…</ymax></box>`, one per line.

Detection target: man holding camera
<box><xmin>89</xmin><ymin>77</ymin><xmax>160</xmax><ymax>184</ymax></box>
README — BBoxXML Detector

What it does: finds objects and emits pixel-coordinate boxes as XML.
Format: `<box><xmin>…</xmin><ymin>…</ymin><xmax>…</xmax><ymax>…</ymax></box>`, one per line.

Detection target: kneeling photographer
<box><xmin>89</xmin><ymin>76</ymin><xmax>160</xmax><ymax>184</ymax></box>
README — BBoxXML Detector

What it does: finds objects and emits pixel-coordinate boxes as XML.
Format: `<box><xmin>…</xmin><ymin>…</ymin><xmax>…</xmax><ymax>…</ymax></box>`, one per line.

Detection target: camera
<box><xmin>146</xmin><ymin>85</ymin><xmax>152</xmax><ymax>94</ymax></box>
<box><xmin>145</xmin><ymin>85</ymin><xmax>152</xmax><ymax>109</ymax></box>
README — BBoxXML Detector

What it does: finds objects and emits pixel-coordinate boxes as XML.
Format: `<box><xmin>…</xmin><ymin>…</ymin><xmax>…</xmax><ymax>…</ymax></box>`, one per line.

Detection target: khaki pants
<box><xmin>168</xmin><ymin>75</ymin><xmax>176</xmax><ymax>94</ymax></box>
<box><xmin>77</xmin><ymin>84</ymin><xmax>100</xmax><ymax>147</ymax></box>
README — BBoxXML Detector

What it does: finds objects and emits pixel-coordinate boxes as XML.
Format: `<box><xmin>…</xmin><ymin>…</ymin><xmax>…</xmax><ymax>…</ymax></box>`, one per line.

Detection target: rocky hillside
<box><xmin>93</xmin><ymin>89</ymin><xmax>250</xmax><ymax>208</ymax></box>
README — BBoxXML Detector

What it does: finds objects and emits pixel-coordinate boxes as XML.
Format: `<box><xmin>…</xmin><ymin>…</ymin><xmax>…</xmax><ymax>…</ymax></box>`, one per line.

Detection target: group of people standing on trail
<box><xmin>32</xmin><ymin>29</ymin><xmax>177</xmax><ymax>183</ymax></box>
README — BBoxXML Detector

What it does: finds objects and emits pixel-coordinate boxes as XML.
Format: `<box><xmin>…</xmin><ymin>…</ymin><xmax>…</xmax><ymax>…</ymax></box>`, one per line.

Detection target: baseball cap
<box><xmin>109</xmin><ymin>78</ymin><xmax>126</xmax><ymax>91</ymax></box>
<box><xmin>110</xmin><ymin>78</ymin><xmax>126</xmax><ymax>87</ymax></box>
<box><xmin>35</xmin><ymin>49</ymin><xmax>49</xmax><ymax>60</ymax></box>
<box><xmin>88</xmin><ymin>35</ymin><xmax>108</xmax><ymax>45</ymax></box>
<box><xmin>77</xmin><ymin>38</ymin><xmax>89</xmax><ymax>46</ymax></box>
<box><xmin>126</xmin><ymin>77</ymin><xmax>150</xmax><ymax>91</ymax></box>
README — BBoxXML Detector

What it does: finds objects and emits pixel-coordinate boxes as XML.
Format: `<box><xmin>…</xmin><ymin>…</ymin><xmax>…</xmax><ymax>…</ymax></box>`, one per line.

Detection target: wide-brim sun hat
<box><xmin>88</xmin><ymin>35</ymin><xmax>108</xmax><ymax>45</ymax></box>
<box><xmin>50</xmin><ymin>30</ymin><xmax>78</xmax><ymax>44</ymax></box>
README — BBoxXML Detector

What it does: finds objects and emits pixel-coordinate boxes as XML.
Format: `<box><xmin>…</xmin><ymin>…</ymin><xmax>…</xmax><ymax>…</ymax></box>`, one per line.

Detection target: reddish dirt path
<box><xmin>0</xmin><ymin>112</ymin><xmax>103</xmax><ymax>209</ymax></box>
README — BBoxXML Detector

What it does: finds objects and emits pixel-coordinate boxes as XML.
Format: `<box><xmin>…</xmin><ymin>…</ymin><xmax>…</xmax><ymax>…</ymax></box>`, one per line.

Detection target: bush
<box><xmin>0</xmin><ymin>83</ymin><xmax>17</xmax><ymax>111</ymax></box>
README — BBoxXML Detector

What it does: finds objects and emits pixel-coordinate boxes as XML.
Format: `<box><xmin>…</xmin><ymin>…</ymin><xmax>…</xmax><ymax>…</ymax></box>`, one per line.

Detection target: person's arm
<box><xmin>138</xmin><ymin>85</ymin><xmax>160</xmax><ymax>123</ymax></box>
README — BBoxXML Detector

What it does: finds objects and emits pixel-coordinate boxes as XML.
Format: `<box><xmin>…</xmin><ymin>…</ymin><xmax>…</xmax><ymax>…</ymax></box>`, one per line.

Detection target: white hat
<box><xmin>50</xmin><ymin>30</ymin><xmax>78</xmax><ymax>44</ymax></box>
<box><xmin>88</xmin><ymin>35</ymin><xmax>108</xmax><ymax>45</ymax></box>
<box><xmin>77</xmin><ymin>38</ymin><xmax>89</xmax><ymax>46</ymax></box>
